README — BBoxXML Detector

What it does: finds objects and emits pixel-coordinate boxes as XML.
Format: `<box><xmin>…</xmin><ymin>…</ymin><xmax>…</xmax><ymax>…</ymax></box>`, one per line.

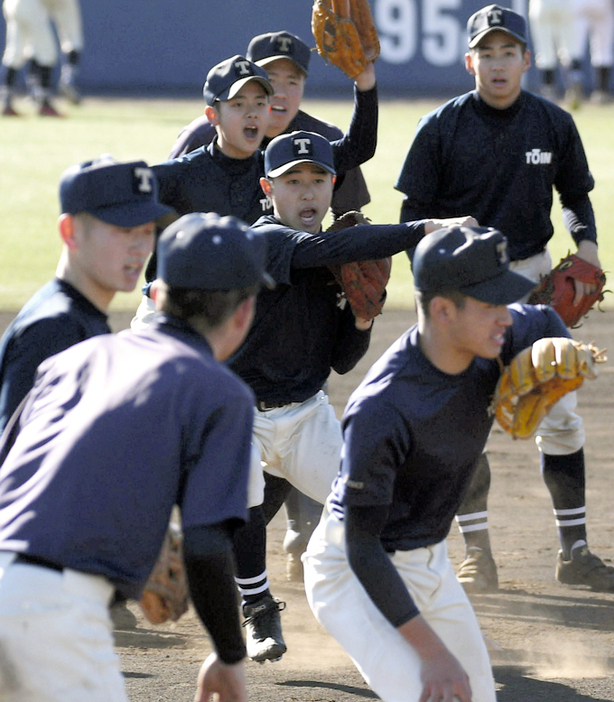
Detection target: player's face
<box><xmin>71</xmin><ymin>215</ymin><xmax>155</xmax><ymax>309</ymax></box>
<box><xmin>465</xmin><ymin>32</ymin><xmax>530</xmax><ymax>109</ymax></box>
<box><xmin>263</xmin><ymin>58</ymin><xmax>306</xmax><ymax>137</ymax></box>
<box><xmin>264</xmin><ymin>163</ymin><xmax>334</xmax><ymax>234</ymax></box>
<box><xmin>213</xmin><ymin>81</ymin><xmax>271</xmax><ymax>159</ymax></box>
<box><xmin>448</xmin><ymin>296</ymin><xmax>512</xmax><ymax>362</ymax></box>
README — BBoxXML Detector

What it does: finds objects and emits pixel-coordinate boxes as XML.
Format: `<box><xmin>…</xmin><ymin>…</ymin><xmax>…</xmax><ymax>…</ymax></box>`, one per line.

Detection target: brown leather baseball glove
<box><xmin>139</xmin><ymin>524</ymin><xmax>189</xmax><ymax>625</ymax></box>
<box><xmin>327</xmin><ymin>211</ymin><xmax>391</xmax><ymax>321</ymax></box>
<box><xmin>527</xmin><ymin>253</ymin><xmax>607</xmax><ymax>328</ymax></box>
<box><xmin>492</xmin><ymin>337</ymin><xmax>606</xmax><ymax>440</ymax></box>
<box><xmin>311</xmin><ymin>0</ymin><xmax>380</xmax><ymax>79</ymax></box>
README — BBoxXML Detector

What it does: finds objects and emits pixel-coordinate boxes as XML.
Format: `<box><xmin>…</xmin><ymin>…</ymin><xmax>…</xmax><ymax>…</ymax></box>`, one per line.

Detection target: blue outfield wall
<box><xmin>1</xmin><ymin>0</ymin><xmax>541</xmax><ymax>98</ymax></box>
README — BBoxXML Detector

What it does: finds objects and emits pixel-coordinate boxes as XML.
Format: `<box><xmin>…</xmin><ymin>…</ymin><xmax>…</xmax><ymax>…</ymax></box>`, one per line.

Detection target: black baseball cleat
<box><xmin>556</xmin><ymin>546</ymin><xmax>614</xmax><ymax>592</ymax></box>
<box><xmin>242</xmin><ymin>594</ymin><xmax>287</xmax><ymax>663</ymax></box>
<box><xmin>457</xmin><ymin>546</ymin><xmax>499</xmax><ymax>593</ymax></box>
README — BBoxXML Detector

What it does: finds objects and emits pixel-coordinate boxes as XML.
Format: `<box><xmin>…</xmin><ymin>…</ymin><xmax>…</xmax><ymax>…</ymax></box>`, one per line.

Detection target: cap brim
<box><xmin>223</xmin><ymin>76</ymin><xmax>274</xmax><ymax>101</ymax></box>
<box><xmin>460</xmin><ymin>269</ymin><xmax>536</xmax><ymax>305</ymax></box>
<box><xmin>86</xmin><ymin>201</ymin><xmax>174</xmax><ymax>228</ymax></box>
<box><xmin>266</xmin><ymin>158</ymin><xmax>336</xmax><ymax>179</ymax></box>
<box><xmin>255</xmin><ymin>56</ymin><xmax>308</xmax><ymax>76</ymax></box>
<box><xmin>468</xmin><ymin>28</ymin><xmax>526</xmax><ymax>48</ymax></box>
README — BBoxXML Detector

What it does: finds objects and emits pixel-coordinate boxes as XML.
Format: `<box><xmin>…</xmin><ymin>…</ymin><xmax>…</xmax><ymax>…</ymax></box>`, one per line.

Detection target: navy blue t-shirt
<box><xmin>395</xmin><ymin>91</ymin><xmax>596</xmax><ymax>261</ymax></box>
<box><xmin>330</xmin><ymin>303</ymin><xmax>569</xmax><ymax>551</ymax></box>
<box><xmin>0</xmin><ymin>279</ymin><xmax>110</xmax><ymax>433</ymax></box>
<box><xmin>229</xmin><ymin>215</ymin><xmax>427</xmax><ymax>402</ymax></box>
<box><xmin>0</xmin><ymin>316</ymin><xmax>253</xmax><ymax>599</ymax></box>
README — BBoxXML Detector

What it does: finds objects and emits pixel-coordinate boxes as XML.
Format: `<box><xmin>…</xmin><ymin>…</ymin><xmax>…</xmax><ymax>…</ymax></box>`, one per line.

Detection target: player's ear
<box><xmin>522</xmin><ymin>49</ymin><xmax>531</xmax><ymax>72</ymax></box>
<box><xmin>58</xmin><ymin>213</ymin><xmax>77</xmax><ymax>249</ymax></box>
<box><xmin>464</xmin><ymin>52</ymin><xmax>476</xmax><ymax>76</ymax></box>
<box><xmin>205</xmin><ymin>105</ymin><xmax>219</xmax><ymax>126</ymax></box>
<box><xmin>430</xmin><ymin>296</ymin><xmax>455</xmax><ymax>323</ymax></box>
<box><xmin>260</xmin><ymin>177</ymin><xmax>273</xmax><ymax>197</ymax></box>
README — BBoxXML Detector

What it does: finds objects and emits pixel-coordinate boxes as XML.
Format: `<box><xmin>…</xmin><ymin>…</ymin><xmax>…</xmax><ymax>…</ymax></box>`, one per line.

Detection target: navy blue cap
<box><xmin>247</xmin><ymin>31</ymin><xmax>311</xmax><ymax>76</ymax></box>
<box><xmin>157</xmin><ymin>212</ymin><xmax>275</xmax><ymax>291</ymax></box>
<box><xmin>203</xmin><ymin>55</ymin><xmax>274</xmax><ymax>106</ymax></box>
<box><xmin>412</xmin><ymin>226</ymin><xmax>535</xmax><ymax>305</ymax></box>
<box><xmin>59</xmin><ymin>156</ymin><xmax>173</xmax><ymax>227</ymax></box>
<box><xmin>264</xmin><ymin>130</ymin><xmax>336</xmax><ymax>178</ymax></box>
<box><xmin>467</xmin><ymin>5</ymin><xmax>527</xmax><ymax>48</ymax></box>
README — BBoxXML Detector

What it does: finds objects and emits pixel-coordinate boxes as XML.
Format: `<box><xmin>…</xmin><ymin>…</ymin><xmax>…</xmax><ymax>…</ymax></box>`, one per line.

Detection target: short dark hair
<box><xmin>415</xmin><ymin>288</ymin><xmax>467</xmax><ymax>318</ymax></box>
<box><xmin>162</xmin><ymin>285</ymin><xmax>259</xmax><ymax>328</ymax></box>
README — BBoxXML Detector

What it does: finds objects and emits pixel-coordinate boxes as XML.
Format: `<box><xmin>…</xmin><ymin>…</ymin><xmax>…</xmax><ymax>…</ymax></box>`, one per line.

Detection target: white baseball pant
<box><xmin>571</xmin><ymin>0</ymin><xmax>614</xmax><ymax>66</ymax></box>
<box><xmin>303</xmin><ymin>505</ymin><xmax>497</xmax><ymax>702</ymax></box>
<box><xmin>510</xmin><ymin>249</ymin><xmax>585</xmax><ymax>454</ymax></box>
<box><xmin>251</xmin><ymin>390</ymin><xmax>342</xmax><ymax>506</ymax></box>
<box><xmin>40</xmin><ymin>0</ymin><xmax>83</xmax><ymax>54</ymax></box>
<box><xmin>529</xmin><ymin>0</ymin><xmax>575</xmax><ymax>69</ymax></box>
<box><xmin>2</xmin><ymin>0</ymin><xmax>57</xmax><ymax>68</ymax></box>
<box><xmin>0</xmin><ymin>551</ymin><xmax>125</xmax><ymax>702</ymax></box>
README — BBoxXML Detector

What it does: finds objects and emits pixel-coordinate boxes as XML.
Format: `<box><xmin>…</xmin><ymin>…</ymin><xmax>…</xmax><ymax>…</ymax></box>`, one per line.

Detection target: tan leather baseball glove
<box><xmin>139</xmin><ymin>524</ymin><xmax>189</xmax><ymax>625</ymax></box>
<box><xmin>492</xmin><ymin>337</ymin><xmax>606</xmax><ymax>440</ymax></box>
<box><xmin>311</xmin><ymin>0</ymin><xmax>380</xmax><ymax>79</ymax></box>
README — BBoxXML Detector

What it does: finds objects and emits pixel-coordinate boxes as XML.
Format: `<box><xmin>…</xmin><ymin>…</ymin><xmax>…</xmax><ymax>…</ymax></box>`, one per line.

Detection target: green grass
<box><xmin>2</xmin><ymin>94</ymin><xmax>614</xmax><ymax>312</ymax></box>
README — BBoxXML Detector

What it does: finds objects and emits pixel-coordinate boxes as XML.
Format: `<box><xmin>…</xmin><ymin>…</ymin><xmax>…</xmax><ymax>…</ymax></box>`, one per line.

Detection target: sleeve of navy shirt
<box><xmin>168</xmin><ymin>116</ymin><xmax>216</xmax><ymax>159</ymax></box>
<box><xmin>329</xmin><ymin>85</ymin><xmax>378</xmax><ymax>175</ymax></box>
<box><xmin>394</xmin><ymin>104</ymin><xmax>446</xmax><ymax>223</ymax></box>
<box><xmin>251</xmin><ymin>216</ymin><xmax>427</xmax><ymax>282</ymax></box>
<box><xmin>0</xmin><ymin>318</ymin><xmax>97</xmax><ymax>433</ymax></box>
<box><xmin>554</xmin><ymin>116</ymin><xmax>597</xmax><ymax>245</ymax></box>
<box><xmin>330</xmin><ymin>303</ymin><xmax>372</xmax><ymax>375</ymax></box>
<box><xmin>341</xmin><ymin>392</ymin><xmax>422</xmax><ymax>627</ymax></box>
<box><xmin>500</xmin><ymin>303</ymin><xmax>570</xmax><ymax>365</ymax></box>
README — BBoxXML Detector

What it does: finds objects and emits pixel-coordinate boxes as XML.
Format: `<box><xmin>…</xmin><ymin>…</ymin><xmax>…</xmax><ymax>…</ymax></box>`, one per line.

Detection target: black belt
<box><xmin>14</xmin><ymin>552</ymin><xmax>64</xmax><ymax>572</ymax></box>
<box><xmin>255</xmin><ymin>400</ymin><xmax>291</xmax><ymax>411</ymax></box>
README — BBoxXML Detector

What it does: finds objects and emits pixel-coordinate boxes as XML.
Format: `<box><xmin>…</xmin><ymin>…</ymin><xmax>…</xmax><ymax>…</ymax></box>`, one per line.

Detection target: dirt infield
<box><xmin>3</xmin><ymin>307</ymin><xmax>614</xmax><ymax>701</ymax></box>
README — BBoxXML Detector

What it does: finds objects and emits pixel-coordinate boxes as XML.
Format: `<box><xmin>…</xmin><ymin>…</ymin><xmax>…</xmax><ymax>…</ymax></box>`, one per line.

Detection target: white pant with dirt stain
<box><xmin>303</xmin><ymin>506</ymin><xmax>497</xmax><ymax>702</ymax></box>
<box><xmin>0</xmin><ymin>551</ymin><xmax>125</xmax><ymax>702</ymax></box>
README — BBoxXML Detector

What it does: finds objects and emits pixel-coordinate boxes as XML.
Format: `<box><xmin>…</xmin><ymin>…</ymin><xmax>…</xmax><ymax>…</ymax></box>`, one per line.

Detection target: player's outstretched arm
<box><xmin>424</xmin><ymin>215</ymin><xmax>478</xmax><ymax>234</ymax></box>
<box><xmin>195</xmin><ymin>652</ymin><xmax>246</xmax><ymax>702</ymax></box>
<box><xmin>398</xmin><ymin>616</ymin><xmax>472</xmax><ymax>702</ymax></box>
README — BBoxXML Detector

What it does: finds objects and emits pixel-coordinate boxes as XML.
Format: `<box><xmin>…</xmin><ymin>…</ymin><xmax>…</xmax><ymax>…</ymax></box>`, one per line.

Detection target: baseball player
<box><xmin>394</xmin><ymin>4</ymin><xmax>613</xmax><ymax>593</ymax></box>
<box><xmin>36</xmin><ymin>0</ymin><xmax>84</xmax><ymax>103</ymax></box>
<box><xmin>570</xmin><ymin>0</ymin><xmax>614</xmax><ymax>104</ymax></box>
<box><xmin>168</xmin><ymin>32</ymin><xmax>373</xmax><ymax>578</ymax></box>
<box><xmin>0</xmin><ymin>212</ymin><xmax>269</xmax><ymax>702</ymax></box>
<box><xmin>131</xmin><ymin>51</ymin><xmax>376</xmax><ymax>661</ymax></box>
<box><xmin>169</xmin><ymin>30</ymin><xmax>371</xmax><ymax>222</ymax></box>
<box><xmin>303</xmin><ymin>226</ymin><xmax>574</xmax><ymax>702</ymax></box>
<box><xmin>1</xmin><ymin>0</ymin><xmax>62</xmax><ymax>115</ymax></box>
<box><xmin>528</xmin><ymin>0</ymin><xmax>582</xmax><ymax>106</ymax></box>
<box><xmin>0</xmin><ymin>156</ymin><xmax>170</xmax><ymax>628</ymax></box>
<box><xmin>220</xmin><ymin>130</ymin><xmax>476</xmax><ymax>663</ymax></box>
<box><xmin>0</xmin><ymin>156</ymin><xmax>171</xmax><ymax>435</ymax></box>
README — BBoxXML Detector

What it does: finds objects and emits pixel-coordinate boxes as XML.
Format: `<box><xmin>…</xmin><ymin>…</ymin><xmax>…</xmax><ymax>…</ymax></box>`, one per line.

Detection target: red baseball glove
<box><xmin>326</xmin><ymin>211</ymin><xmax>391</xmax><ymax>321</ymax></box>
<box><xmin>528</xmin><ymin>254</ymin><xmax>607</xmax><ymax>328</ymax></box>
